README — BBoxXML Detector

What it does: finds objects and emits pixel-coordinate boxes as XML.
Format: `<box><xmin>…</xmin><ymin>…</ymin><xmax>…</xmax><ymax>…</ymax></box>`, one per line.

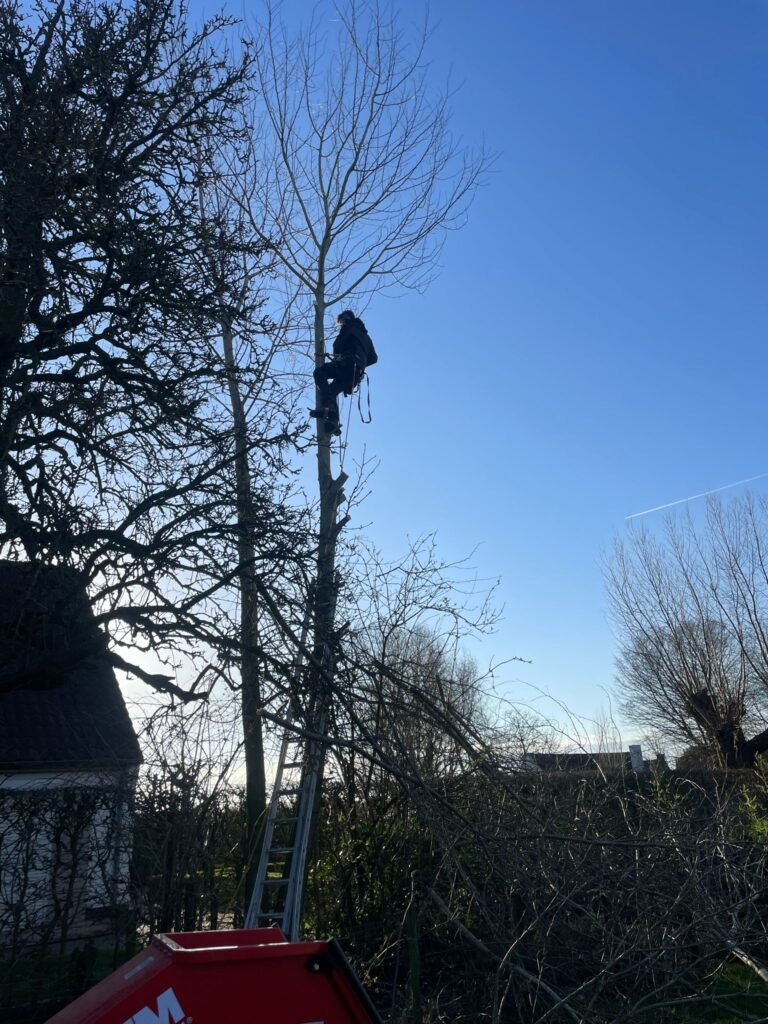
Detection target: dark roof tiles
<box><xmin>0</xmin><ymin>561</ymin><xmax>141</xmax><ymax>771</ymax></box>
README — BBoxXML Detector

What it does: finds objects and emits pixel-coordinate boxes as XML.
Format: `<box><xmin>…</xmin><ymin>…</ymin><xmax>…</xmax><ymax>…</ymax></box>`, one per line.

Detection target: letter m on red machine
<box><xmin>121</xmin><ymin>987</ymin><xmax>185</xmax><ymax>1024</ymax></box>
<box><xmin>122</xmin><ymin>987</ymin><xmax>185</xmax><ymax>1024</ymax></box>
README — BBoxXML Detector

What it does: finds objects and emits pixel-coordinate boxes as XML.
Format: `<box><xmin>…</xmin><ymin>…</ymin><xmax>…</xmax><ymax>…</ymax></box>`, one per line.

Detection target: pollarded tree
<box><xmin>607</xmin><ymin>497</ymin><xmax>768</xmax><ymax>767</ymax></box>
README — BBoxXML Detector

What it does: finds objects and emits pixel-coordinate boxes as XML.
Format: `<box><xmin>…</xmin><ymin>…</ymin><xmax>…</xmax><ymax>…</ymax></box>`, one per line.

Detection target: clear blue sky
<box><xmin>200</xmin><ymin>1</ymin><xmax>768</xmax><ymax>730</ymax></box>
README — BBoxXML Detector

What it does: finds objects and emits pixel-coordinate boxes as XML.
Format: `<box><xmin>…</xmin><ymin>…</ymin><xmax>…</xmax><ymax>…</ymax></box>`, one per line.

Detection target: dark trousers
<box><xmin>313</xmin><ymin>359</ymin><xmax>363</xmax><ymax>419</ymax></box>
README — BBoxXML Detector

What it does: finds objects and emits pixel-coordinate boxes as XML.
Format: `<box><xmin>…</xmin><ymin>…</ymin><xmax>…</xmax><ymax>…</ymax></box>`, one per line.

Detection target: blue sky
<box><xmin>361</xmin><ymin>1</ymin><xmax>767</xmax><ymax>726</ymax></box>
<box><xmin>198</xmin><ymin>1</ymin><xmax>768</xmax><ymax>731</ymax></box>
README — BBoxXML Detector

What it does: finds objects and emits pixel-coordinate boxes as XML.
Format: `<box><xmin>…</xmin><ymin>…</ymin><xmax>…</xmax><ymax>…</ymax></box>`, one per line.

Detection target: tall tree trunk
<box><xmin>287</xmin><ymin>294</ymin><xmax>348</xmax><ymax>928</ymax></box>
<box><xmin>312</xmin><ymin>296</ymin><xmax>347</xmax><ymax>667</ymax></box>
<box><xmin>221</xmin><ymin>316</ymin><xmax>267</xmax><ymax>906</ymax></box>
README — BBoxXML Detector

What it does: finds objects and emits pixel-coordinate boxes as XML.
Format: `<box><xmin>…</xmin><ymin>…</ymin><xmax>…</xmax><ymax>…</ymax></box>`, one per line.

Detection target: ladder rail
<box><xmin>245</xmin><ymin>674</ymin><xmax>332</xmax><ymax>936</ymax></box>
<box><xmin>245</xmin><ymin>601</ymin><xmax>313</xmax><ymax>931</ymax></box>
<box><xmin>281</xmin><ymin>698</ymin><xmax>329</xmax><ymax>940</ymax></box>
<box><xmin>244</xmin><ymin>699</ymin><xmax>303</xmax><ymax>928</ymax></box>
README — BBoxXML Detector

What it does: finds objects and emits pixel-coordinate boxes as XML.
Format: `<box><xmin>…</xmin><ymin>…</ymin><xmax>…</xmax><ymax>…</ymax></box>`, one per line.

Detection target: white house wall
<box><xmin>0</xmin><ymin>770</ymin><xmax>137</xmax><ymax>954</ymax></box>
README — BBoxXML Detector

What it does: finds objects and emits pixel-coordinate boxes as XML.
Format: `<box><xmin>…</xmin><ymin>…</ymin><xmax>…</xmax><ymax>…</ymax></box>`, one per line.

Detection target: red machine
<box><xmin>46</xmin><ymin>928</ymin><xmax>381</xmax><ymax>1024</ymax></box>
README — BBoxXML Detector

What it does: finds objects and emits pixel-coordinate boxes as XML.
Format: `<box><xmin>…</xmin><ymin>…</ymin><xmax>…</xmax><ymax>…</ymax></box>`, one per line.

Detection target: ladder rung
<box><xmin>263</xmin><ymin>877</ymin><xmax>290</xmax><ymax>887</ymax></box>
<box><xmin>273</xmin><ymin>815</ymin><xmax>299</xmax><ymax>824</ymax></box>
<box><xmin>283</xmin><ymin>762</ymin><xmax>303</xmax><ymax>769</ymax></box>
<box><xmin>268</xmin><ymin>847</ymin><xmax>295</xmax><ymax>855</ymax></box>
<box><xmin>277</xmin><ymin>786</ymin><xmax>302</xmax><ymax>796</ymax></box>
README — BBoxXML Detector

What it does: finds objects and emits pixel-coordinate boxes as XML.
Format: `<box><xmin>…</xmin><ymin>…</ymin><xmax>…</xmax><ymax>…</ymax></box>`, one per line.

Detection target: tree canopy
<box><xmin>0</xmin><ymin>0</ymin><xmax>310</xmax><ymax>693</ymax></box>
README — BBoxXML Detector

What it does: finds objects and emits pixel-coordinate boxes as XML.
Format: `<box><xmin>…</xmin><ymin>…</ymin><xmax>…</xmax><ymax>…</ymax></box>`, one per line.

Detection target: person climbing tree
<box><xmin>311</xmin><ymin>310</ymin><xmax>377</xmax><ymax>434</ymax></box>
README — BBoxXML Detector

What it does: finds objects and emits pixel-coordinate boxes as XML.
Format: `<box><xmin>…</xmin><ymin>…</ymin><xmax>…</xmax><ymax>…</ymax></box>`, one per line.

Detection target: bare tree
<box><xmin>230</xmin><ymin>0</ymin><xmax>487</xmax><ymax>685</ymax></box>
<box><xmin>0</xmin><ymin>0</ymin><xmax>321</xmax><ymax>735</ymax></box>
<box><xmin>607</xmin><ymin>496</ymin><xmax>768</xmax><ymax>767</ymax></box>
<box><xmin>191</xmin><ymin>170</ymin><xmax>318</xmax><ymax>899</ymax></box>
<box><xmin>0</xmin><ymin>0</ymin><xmax>259</xmax><ymax>692</ymax></box>
<box><xmin>219</xmin><ymin>5</ymin><xmax>488</xmax><ymax>926</ymax></box>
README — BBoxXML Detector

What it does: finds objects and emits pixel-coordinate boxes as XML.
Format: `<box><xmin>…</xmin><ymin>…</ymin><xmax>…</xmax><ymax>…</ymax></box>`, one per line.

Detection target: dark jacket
<box><xmin>332</xmin><ymin>318</ymin><xmax>370</xmax><ymax>367</ymax></box>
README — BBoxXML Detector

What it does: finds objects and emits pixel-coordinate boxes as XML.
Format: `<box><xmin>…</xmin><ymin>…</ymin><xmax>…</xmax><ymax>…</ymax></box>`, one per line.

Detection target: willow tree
<box><xmin>607</xmin><ymin>496</ymin><xmax>768</xmax><ymax>767</ymax></box>
<box><xmin>235</xmin><ymin>0</ymin><xmax>485</xmax><ymax>696</ymax></box>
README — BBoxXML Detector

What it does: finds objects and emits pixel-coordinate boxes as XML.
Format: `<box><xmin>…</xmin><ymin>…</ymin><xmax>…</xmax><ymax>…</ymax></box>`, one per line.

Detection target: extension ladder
<box><xmin>245</xmin><ymin>641</ymin><xmax>334</xmax><ymax>940</ymax></box>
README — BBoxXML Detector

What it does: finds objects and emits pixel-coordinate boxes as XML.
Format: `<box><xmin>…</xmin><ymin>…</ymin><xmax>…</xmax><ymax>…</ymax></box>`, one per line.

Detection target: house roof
<box><xmin>0</xmin><ymin>561</ymin><xmax>142</xmax><ymax>771</ymax></box>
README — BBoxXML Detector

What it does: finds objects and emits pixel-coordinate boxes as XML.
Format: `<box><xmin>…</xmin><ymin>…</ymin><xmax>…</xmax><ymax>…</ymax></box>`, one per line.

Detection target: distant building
<box><xmin>0</xmin><ymin>562</ymin><xmax>142</xmax><ymax>955</ymax></box>
<box><xmin>522</xmin><ymin>745</ymin><xmax>668</xmax><ymax>774</ymax></box>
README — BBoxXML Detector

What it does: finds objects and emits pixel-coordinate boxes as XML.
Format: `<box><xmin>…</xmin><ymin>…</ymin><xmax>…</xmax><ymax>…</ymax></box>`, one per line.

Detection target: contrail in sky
<box><xmin>625</xmin><ymin>472</ymin><xmax>768</xmax><ymax>521</ymax></box>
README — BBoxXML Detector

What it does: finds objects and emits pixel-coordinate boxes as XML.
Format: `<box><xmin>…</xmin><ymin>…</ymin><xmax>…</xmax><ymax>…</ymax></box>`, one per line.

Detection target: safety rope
<box><xmin>357</xmin><ymin>373</ymin><xmax>372</xmax><ymax>424</ymax></box>
<box><xmin>333</xmin><ymin>365</ymin><xmax>372</xmax><ymax>472</ymax></box>
<box><xmin>338</xmin><ymin>394</ymin><xmax>352</xmax><ymax>472</ymax></box>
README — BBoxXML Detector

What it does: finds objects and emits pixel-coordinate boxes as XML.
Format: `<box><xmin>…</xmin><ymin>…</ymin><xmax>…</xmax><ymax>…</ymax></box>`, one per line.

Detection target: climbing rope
<box><xmin>338</xmin><ymin>368</ymin><xmax>374</xmax><ymax>471</ymax></box>
<box><xmin>338</xmin><ymin>394</ymin><xmax>353</xmax><ymax>472</ymax></box>
<box><xmin>324</xmin><ymin>360</ymin><xmax>373</xmax><ymax>474</ymax></box>
<box><xmin>357</xmin><ymin>373</ymin><xmax>372</xmax><ymax>424</ymax></box>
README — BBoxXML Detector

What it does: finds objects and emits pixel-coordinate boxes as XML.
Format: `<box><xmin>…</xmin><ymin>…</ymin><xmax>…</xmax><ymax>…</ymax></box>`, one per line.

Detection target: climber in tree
<box><xmin>311</xmin><ymin>310</ymin><xmax>377</xmax><ymax>434</ymax></box>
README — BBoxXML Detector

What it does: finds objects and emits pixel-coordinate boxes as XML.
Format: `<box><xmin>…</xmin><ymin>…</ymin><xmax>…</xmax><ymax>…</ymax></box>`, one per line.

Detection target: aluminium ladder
<box><xmin>245</xmin><ymin>640</ymin><xmax>334</xmax><ymax>940</ymax></box>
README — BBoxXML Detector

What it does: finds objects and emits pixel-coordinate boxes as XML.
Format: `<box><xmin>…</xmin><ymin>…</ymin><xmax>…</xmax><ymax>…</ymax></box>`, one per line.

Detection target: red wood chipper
<box><xmin>46</xmin><ymin>928</ymin><xmax>381</xmax><ymax>1024</ymax></box>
